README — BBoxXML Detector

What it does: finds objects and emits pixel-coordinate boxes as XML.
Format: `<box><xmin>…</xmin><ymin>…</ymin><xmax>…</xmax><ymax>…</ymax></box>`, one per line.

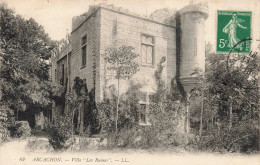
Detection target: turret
<box><xmin>179</xmin><ymin>3</ymin><xmax>208</xmax><ymax>95</ymax></box>
<box><xmin>178</xmin><ymin>3</ymin><xmax>208</xmax><ymax>134</ymax></box>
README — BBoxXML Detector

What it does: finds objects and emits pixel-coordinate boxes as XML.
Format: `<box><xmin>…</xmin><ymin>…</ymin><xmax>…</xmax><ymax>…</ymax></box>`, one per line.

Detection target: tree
<box><xmin>185</xmin><ymin>42</ymin><xmax>260</xmax><ymax>152</ymax></box>
<box><xmin>198</xmin><ymin>47</ymin><xmax>260</xmax><ymax>152</ymax></box>
<box><xmin>190</xmin><ymin>42</ymin><xmax>213</xmax><ymax>139</ymax></box>
<box><xmin>154</xmin><ymin>57</ymin><xmax>167</xmax><ymax>104</ymax></box>
<box><xmin>207</xmin><ymin>51</ymin><xmax>259</xmax><ymax>123</ymax></box>
<box><xmin>0</xmin><ymin>3</ymin><xmax>56</xmax><ymax>126</ymax></box>
<box><xmin>103</xmin><ymin>45</ymin><xmax>139</xmax><ymax>133</ymax></box>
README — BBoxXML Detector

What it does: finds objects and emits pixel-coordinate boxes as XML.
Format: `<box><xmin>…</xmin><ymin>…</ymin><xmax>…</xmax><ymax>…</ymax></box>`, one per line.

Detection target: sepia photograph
<box><xmin>0</xmin><ymin>0</ymin><xmax>259</xmax><ymax>164</ymax></box>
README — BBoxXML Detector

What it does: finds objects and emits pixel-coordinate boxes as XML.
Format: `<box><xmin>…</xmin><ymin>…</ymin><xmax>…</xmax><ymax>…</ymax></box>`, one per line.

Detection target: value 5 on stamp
<box><xmin>217</xmin><ymin>11</ymin><xmax>251</xmax><ymax>53</ymax></box>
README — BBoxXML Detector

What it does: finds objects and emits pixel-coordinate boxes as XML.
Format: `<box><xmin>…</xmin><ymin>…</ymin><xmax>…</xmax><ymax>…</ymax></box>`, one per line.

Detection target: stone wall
<box><xmin>70</xmin><ymin>9</ymin><xmax>101</xmax><ymax>99</ymax></box>
<box><xmin>98</xmin><ymin>7</ymin><xmax>177</xmax><ymax>101</ymax></box>
<box><xmin>51</xmin><ymin>5</ymin><xmax>178</xmax><ymax>102</ymax></box>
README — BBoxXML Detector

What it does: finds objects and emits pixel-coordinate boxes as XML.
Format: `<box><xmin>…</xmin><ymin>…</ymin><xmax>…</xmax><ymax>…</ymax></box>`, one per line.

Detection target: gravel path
<box><xmin>0</xmin><ymin>139</ymin><xmax>259</xmax><ymax>165</ymax></box>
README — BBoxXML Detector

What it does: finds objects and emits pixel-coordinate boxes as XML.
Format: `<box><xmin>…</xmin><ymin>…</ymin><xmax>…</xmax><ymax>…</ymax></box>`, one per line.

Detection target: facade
<box><xmin>50</xmin><ymin>3</ymin><xmax>208</xmax><ymax>124</ymax></box>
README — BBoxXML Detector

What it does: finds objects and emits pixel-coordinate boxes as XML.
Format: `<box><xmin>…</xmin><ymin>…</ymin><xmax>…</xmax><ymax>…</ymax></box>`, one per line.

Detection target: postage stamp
<box><xmin>217</xmin><ymin>10</ymin><xmax>251</xmax><ymax>53</ymax></box>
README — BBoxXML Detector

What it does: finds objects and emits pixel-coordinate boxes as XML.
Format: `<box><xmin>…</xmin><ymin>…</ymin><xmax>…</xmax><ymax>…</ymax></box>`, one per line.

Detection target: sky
<box><xmin>1</xmin><ymin>0</ymin><xmax>260</xmax><ymax>51</ymax></box>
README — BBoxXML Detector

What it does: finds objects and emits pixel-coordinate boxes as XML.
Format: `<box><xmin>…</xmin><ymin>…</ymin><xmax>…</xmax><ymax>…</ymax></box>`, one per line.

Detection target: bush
<box><xmin>46</xmin><ymin>114</ymin><xmax>73</xmax><ymax>151</ymax></box>
<box><xmin>0</xmin><ymin>110</ymin><xmax>10</xmax><ymax>144</ymax></box>
<box><xmin>198</xmin><ymin>120</ymin><xmax>259</xmax><ymax>153</ymax></box>
<box><xmin>108</xmin><ymin>127</ymin><xmax>141</xmax><ymax>148</ymax></box>
<box><xmin>97</xmin><ymin>100</ymin><xmax>115</xmax><ymax>133</ymax></box>
<box><xmin>97</xmin><ymin>100</ymin><xmax>140</xmax><ymax>148</ymax></box>
<box><xmin>97</xmin><ymin>100</ymin><xmax>138</xmax><ymax>134</ymax></box>
<box><xmin>138</xmin><ymin>101</ymin><xmax>184</xmax><ymax>148</ymax></box>
<box><xmin>8</xmin><ymin>121</ymin><xmax>31</xmax><ymax>138</ymax></box>
<box><xmin>0</xmin><ymin>125</ymin><xmax>10</xmax><ymax>144</ymax></box>
<box><xmin>97</xmin><ymin>78</ymin><xmax>186</xmax><ymax>149</ymax></box>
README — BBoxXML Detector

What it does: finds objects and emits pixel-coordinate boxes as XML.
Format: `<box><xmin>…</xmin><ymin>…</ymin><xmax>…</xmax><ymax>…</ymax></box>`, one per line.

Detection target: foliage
<box><xmin>72</xmin><ymin>77</ymin><xmax>88</xmax><ymax>135</ymax></box>
<box><xmin>103</xmin><ymin>46</ymin><xmax>139</xmax><ymax>80</ymax></box>
<box><xmin>139</xmin><ymin>99</ymin><xmax>184</xmax><ymax>148</ymax></box>
<box><xmin>8</xmin><ymin>121</ymin><xmax>31</xmax><ymax>138</ymax></box>
<box><xmin>87</xmin><ymin>88</ymin><xmax>102</xmax><ymax>135</ymax></box>
<box><xmin>0</xmin><ymin>3</ymin><xmax>55</xmax><ymax>123</ymax></box>
<box><xmin>97</xmin><ymin>99</ymin><xmax>116</xmax><ymax>133</ymax></box>
<box><xmin>0</xmin><ymin>108</ymin><xmax>9</xmax><ymax>144</ymax></box>
<box><xmin>72</xmin><ymin>77</ymin><xmax>88</xmax><ymax>96</ymax></box>
<box><xmin>154</xmin><ymin>57</ymin><xmax>167</xmax><ymax>102</ymax></box>
<box><xmin>191</xmin><ymin>43</ymin><xmax>260</xmax><ymax>153</ymax></box>
<box><xmin>0</xmin><ymin>125</ymin><xmax>9</xmax><ymax>144</ymax></box>
<box><xmin>97</xmin><ymin>82</ymin><xmax>142</xmax><ymax>147</ymax></box>
<box><xmin>98</xmin><ymin>45</ymin><xmax>260</xmax><ymax>152</ymax></box>
<box><xmin>66</xmin><ymin>77</ymin><xmax>101</xmax><ymax>135</ymax></box>
<box><xmin>197</xmin><ymin>120</ymin><xmax>259</xmax><ymax>153</ymax></box>
<box><xmin>46</xmin><ymin>114</ymin><xmax>73</xmax><ymax>151</ymax></box>
<box><xmin>109</xmin><ymin>127</ymin><xmax>140</xmax><ymax>148</ymax></box>
<box><xmin>133</xmin><ymin>56</ymin><xmax>186</xmax><ymax>148</ymax></box>
<box><xmin>205</xmin><ymin>51</ymin><xmax>259</xmax><ymax>122</ymax></box>
<box><xmin>99</xmin><ymin>56</ymin><xmax>187</xmax><ymax>148</ymax></box>
<box><xmin>98</xmin><ymin>81</ymin><xmax>142</xmax><ymax>131</ymax></box>
<box><xmin>103</xmin><ymin>45</ymin><xmax>139</xmax><ymax>132</ymax></box>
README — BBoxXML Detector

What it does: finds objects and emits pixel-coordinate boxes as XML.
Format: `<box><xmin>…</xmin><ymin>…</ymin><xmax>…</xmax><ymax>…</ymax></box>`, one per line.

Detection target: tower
<box><xmin>179</xmin><ymin>3</ymin><xmax>208</xmax><ymax>133</ymax></box>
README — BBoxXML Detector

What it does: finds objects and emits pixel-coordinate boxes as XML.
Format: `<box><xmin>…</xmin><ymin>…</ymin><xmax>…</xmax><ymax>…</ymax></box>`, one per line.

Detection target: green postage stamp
<box><xmin>217</xmin><ymin>11</ymin><xmax>251</xmax><ymax>53</ymax></box>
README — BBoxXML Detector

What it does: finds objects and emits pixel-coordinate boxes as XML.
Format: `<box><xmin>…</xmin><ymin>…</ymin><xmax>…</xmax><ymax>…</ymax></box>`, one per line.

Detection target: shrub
<box><xmin>97</xmin><ymin>100</ymin><xmax>116</xmax><ymax>133</ymax></box>
<box><xmin>112</xmin><ymin>127</ymin><xmax>141</xmax><ymax>148</ymax></box>
<box><xmin>0</xmin><ymin>125</ymin><xmax>9</xmax><ymax>144</ymax></box>
<box><xmin>198</xmin><ymin>120</ymin><xmax>259</xmax><ymax>153</ymax></box>
<box><xmin>46</xmin><ymin>114</ymin><xmax>73</xmax><ymax>151</ymax></box>
<box><xmin>138</xmin><ymin>101</ymin><xmax>184</xmax><ymax>148</ymax></box>
<box><xmin>0</xmin><ymin>110</ymin><xmax>10</xmax><ymax>144</ymax></box>
<box><xmin>8</xmin><ymin>121</ymin><xmax>31</xmax><ymax>138</ymax></box>
<box><xmin>98</xmin><ymin>76</ymin><xmax>186</xmax><ymax>149</ymax></box>
<box><xmin>97</xmin><ymin>98</ymin><xmax>138</xmax><ymax>134</ymax></box>
<box><xmin>97</xmin><ymin>100</ymin><xmax>140</xmax><ymax>148</ymax></box>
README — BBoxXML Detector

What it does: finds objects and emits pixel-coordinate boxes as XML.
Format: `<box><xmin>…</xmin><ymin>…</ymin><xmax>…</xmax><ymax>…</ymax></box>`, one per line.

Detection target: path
<box><xmin>0</xmin><ymin>138</ymin><xmax>259</xmax><ymax>165</ymax></box>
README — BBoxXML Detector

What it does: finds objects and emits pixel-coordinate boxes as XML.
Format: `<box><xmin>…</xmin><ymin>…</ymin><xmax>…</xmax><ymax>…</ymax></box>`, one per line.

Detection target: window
<box><xmin>54</xmin><ymin>69</ymin><xmax>57</xmax><ymax>82</ymax></box>
<box><xmin>140</xmin><ymin>104</ymin><xmax>147</xmax><ymax>123</ymax></box>
<box><xmin>141</xmin><ymin>35</ymin><xmax>154</xmax><ymax>65</ymax></box>
<box><xmin>60</xmin><ymin>64</ymin><xmax>65</xmax><ymax>85</ymax></box>
<box><xmin>81</xmin><ymin>35</ymin><xmax>87</xmax><ymax>67</ymax></box>
<box><xmin>138</xmin><ymin>92</ymin><xmax>151</xmax><ymax>125</ymax></box>
<box><xmin>149</xmin><ymin>94</ymin><xmax>156</xmax><ymax>103</ymax></box>
<box><xmin>68</xmin><ymin>52</ymin><xmax>72</xmax><ymax>92</ymax></box>
<box><xmin>140</xmin><ymin>92</ymin><xmax>146</xmax><ymax>103</ymax></box>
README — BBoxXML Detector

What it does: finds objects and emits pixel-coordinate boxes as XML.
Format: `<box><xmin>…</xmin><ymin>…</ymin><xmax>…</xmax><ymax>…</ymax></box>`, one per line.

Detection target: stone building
<box><xmin>50</xmin><ymin>3</ymin><xmax>208</xmax><ymax>125</ymax></box>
